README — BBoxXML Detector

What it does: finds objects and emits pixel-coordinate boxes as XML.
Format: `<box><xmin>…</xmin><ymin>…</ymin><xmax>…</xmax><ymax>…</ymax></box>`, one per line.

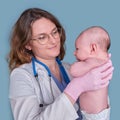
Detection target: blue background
<box><xmin>0</xmin><ymin>0</ymin><xmax>119</xmax><ymax>120</ymax></box>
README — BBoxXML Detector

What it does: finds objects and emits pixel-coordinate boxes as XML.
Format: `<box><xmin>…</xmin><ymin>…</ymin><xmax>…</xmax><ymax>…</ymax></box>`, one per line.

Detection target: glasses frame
<box><xmin>31</xmin><ymin>27</ymin><xmax>62</xmax><ymax>45</ymax></box>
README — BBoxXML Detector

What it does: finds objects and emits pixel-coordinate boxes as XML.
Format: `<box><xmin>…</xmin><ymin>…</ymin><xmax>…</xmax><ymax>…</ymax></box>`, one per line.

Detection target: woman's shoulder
<box><xmin>10</xmin><ymin>62</ymin><xmax>33</xmax><ymax>76</ymax></box>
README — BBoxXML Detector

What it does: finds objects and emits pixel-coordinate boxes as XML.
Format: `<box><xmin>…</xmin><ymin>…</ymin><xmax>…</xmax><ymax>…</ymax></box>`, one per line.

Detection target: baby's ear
<box><xmin>90</xmin><ymin>43</ymin><xmax>97</xmax><ymax>54</ymax></box>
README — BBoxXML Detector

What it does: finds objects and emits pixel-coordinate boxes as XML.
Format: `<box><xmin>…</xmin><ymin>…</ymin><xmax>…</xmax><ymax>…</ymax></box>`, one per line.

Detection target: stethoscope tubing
<box><xmin>32</xmin><ymin>57</ymin><xmax>70</xmax><ymax>107</ymax></box>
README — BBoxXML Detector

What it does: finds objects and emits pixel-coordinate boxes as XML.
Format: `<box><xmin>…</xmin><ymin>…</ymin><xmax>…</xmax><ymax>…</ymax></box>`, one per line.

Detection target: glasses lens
<box><xmin>38</xmin><ymin>34</ymin><xmax>48</xmax><ymax>45</ymax></box>
<box><xmin>52</xmin><ymin>28</ymin><xmax>62</xmax><ymax>39</ymax></box>
<box><xmin>31</xmin><ymin>28</ymin><xmax>62</xmax><ymax>45</ymax></box>
<box><xmin>31</xmin><ymin>34</ymin><xmax>48</xmax><ymax>45</ymax></box>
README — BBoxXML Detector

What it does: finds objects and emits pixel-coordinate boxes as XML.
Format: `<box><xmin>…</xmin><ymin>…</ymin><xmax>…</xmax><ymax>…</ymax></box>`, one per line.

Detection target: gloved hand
<box><xmin>64</xmin><ymin>60</ymin><xmax>114</xmax><ymax>102</ymax></box>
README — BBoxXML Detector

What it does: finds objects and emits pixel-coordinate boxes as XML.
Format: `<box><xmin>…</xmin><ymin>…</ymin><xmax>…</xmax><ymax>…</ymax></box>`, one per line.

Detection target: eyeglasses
<box><xmin>31</xmin><ymin>28</ymin><xmax>62</xmax><ymax>45</ymax></box>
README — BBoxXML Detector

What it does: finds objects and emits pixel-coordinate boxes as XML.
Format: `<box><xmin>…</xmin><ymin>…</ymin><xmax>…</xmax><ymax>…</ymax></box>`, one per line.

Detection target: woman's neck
<box><xmin>36</xmin><ymin>57</ymin><xmax>56</xmax><ymax>67</ymax></box>
<box><xmin>36</xmin><ymin>57</ymin><xmax>62</xmax><ymax>82</ymax></box>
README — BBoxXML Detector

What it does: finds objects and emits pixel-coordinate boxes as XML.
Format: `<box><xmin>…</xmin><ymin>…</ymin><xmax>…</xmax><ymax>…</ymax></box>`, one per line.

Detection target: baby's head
<box><xmin>74</xmin><ymin>26</ymin><xmax>110</xmax><ymax>61</ymax></box>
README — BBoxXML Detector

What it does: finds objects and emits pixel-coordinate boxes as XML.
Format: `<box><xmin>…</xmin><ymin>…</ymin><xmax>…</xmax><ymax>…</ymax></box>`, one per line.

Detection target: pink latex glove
<box><xmin>64</xmin><ymin>60</ymin><xmax>114</xmax><ymax>102</ymax></box>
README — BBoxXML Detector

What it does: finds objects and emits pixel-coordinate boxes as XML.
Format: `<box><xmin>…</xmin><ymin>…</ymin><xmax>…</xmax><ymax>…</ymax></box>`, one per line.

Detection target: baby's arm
<box><xmin>70</xmin><ymin>58</ymin><xmax>106</xmax><ymax>77</ymax></box>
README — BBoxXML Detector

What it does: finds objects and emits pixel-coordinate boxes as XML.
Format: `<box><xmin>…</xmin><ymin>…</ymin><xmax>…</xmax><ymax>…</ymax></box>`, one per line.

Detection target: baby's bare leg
<box><xmin>79</xmin><ymin>87</ymin><xmax>108</xmax><ymax>113</ymax></box>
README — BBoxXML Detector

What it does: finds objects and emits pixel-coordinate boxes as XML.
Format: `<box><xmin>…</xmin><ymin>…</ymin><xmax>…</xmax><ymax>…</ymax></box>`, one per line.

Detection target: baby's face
<box><xmin>74</xmin><ymin>35</ymin><xmax>90</xmax><ymax>61</ymax></box>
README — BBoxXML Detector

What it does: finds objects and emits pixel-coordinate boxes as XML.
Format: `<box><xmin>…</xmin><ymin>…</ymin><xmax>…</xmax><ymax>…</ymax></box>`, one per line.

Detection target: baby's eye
<box><xmin>76</xmin><ymin>48</ymin><xmax>79</xmax><ymax>51</ymax></box>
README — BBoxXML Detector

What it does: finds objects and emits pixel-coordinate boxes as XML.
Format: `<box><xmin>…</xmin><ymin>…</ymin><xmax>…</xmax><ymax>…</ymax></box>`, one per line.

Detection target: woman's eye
<box><xmin>38</xmin><ymin>35</ymin><xmax>46</xmax><ymax>40</ymax></box>
<box><xmin>52</xmin><ymin>30</ymin><xmax>58</xmax><ymax>35</ymax></box>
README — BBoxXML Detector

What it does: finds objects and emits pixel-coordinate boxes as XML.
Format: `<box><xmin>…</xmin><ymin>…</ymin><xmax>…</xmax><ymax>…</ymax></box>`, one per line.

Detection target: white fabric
<box><xmin>9</xmin><ymin>62</ymin><xmax>110</xmax><ymax>120</ymax></box>
<box><xmin>81</xmin><ymin>108</ymin><xmax>110</xmax><ymax>120</ymax></box>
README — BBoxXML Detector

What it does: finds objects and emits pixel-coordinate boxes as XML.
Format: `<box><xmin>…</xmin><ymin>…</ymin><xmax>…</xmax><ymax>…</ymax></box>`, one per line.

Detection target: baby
<box><xmin>70</xmin><ymin>26</ymin><xmax>111</xmax><ymax>113</ymax></box>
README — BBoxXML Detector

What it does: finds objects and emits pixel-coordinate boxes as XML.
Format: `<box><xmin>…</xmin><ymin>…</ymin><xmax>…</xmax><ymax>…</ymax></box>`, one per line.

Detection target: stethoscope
<box><xmin>32</xmin><ymin>57</ymin><xmax>70</xmax><ymax>107</ymax></box>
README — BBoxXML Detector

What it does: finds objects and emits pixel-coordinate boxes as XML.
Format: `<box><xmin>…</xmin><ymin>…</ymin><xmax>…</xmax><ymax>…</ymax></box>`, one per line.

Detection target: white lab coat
<box><xmin>9</xmin><ymin>62</ymin><xmax>110</xmax><ymax>120</ymax></box>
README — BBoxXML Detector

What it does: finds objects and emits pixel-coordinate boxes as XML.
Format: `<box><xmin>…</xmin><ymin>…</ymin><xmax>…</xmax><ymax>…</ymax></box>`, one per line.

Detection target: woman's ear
<box><xmin>25</xmin><ymin>43</ymin><xmax>31</xmax><ymax>51</ymax></box>
<box><xmin>90</xmin><ymin>43</ymin><xmax>97</xmax><ymax>54</ymax></box>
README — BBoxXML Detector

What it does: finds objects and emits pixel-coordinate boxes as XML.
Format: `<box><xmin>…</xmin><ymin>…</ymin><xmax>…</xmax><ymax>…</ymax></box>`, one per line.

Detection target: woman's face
<box><xmin>26</xmin><ymin>18</ymin><xmax>61</xmax><ymax>61</ymax></box>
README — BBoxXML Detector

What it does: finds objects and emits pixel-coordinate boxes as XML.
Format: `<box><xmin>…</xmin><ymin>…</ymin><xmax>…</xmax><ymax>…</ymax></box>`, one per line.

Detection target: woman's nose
<box><xmin>48</xmin><ymin>35</ymin><xmax>56</xmax><ymax>43</ymax></box>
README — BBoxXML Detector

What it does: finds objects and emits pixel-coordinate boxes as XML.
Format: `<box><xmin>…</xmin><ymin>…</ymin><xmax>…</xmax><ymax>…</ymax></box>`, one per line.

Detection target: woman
<box><xmin>8</xmin><ymin>8</ymin><xmax>113</xmax><ymax>120</ymax></box>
